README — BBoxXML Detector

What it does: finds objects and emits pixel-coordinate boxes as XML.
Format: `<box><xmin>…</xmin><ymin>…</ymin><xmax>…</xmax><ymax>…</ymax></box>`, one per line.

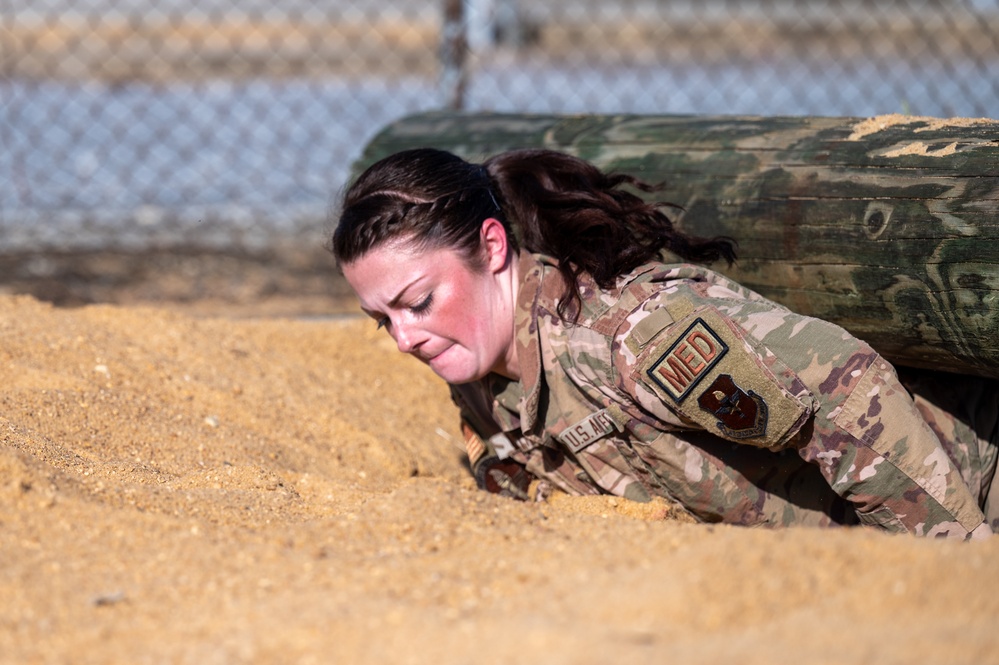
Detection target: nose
<box><xmin>392</xmin><ymin>319</ymin><xmax>425</xmax><ymax>354</ymax></box>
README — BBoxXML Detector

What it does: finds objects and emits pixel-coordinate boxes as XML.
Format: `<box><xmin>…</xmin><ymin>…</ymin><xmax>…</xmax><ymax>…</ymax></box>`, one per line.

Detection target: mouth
<box><xmin>423</xmin><ymin>344</ymin><xmax>451</xmax><ymax>365</ymax></box>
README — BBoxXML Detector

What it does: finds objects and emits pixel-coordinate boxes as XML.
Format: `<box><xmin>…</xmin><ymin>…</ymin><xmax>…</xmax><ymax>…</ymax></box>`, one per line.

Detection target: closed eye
<box><xmin>409</xmin><ymin>293</ymin><xmax>434</xmax><ymax>316</ymax></box>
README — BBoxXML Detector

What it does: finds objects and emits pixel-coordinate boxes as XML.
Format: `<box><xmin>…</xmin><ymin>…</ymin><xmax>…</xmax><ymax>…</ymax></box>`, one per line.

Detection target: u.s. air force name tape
<box><xmin>556</xmin><ymin>409</ymin><xmax>616</xmax><ymax>454</ymax></box>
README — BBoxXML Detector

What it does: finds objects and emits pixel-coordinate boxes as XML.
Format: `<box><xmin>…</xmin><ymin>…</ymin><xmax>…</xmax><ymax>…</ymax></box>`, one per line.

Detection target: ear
<box><xmin>480</xmin><ymin>217</ymin><xmax>511</xmax><ymax>274</ymax></box>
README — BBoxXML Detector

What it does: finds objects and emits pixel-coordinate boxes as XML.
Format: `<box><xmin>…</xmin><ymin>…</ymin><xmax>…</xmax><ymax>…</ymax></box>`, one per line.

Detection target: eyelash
<box><xmin>410</xmin><ymin>293</ymin><xmax>434</xmax><ymax>316</ymax></box>
<box><xmin>375</xmin><ymin>293</ymin><xmax>433</xmax><ymax>330</ymax></box>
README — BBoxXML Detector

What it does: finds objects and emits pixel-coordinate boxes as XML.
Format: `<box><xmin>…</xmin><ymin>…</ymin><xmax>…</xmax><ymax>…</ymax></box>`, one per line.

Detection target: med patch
<box><xmin>645</xmin><ymin>317</ymin><xmax>727</xmax><ymax>402</ymax></box>
<box><xmin>634</xmin><ymin>307</ymin><xmax>811</xmax><ymax>450</ymax></box>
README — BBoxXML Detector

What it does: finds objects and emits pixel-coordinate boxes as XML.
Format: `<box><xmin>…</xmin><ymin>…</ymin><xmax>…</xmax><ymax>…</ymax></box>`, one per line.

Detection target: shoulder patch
<box><xmin>645</xmin><ymin>317</ymin><xmax>727</xmax><ymax>401</ymax></box>
<box><xmin>635</xmin><ymin>307</ymin><xmax>811</xmax><ymax>449</ymax></box>
<box><xmin>697</xmin><ymin>374</ymin><xmax>768</xmax><ymax>439</ymax></box>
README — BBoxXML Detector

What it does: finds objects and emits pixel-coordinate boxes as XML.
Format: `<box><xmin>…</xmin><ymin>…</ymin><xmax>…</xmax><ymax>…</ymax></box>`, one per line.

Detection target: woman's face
<box><xmin>341</xmin><ymin>222</ymin><xmax>518</xmax><ymax>384</ymax></box>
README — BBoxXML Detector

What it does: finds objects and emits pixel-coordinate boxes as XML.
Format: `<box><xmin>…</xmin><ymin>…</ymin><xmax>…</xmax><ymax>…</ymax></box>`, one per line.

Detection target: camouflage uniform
<box><xmin>453</xmin><ymin>252</ymin><xmax>998</xmax><ymax>539</ymax></box>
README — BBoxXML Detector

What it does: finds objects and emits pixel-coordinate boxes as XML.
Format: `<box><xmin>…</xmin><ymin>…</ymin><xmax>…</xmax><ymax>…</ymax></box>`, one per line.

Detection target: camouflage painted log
<box><xmin>353</xmin><ymin>112</ymin><xmax>999</xmax><ymax>378</ymax></box>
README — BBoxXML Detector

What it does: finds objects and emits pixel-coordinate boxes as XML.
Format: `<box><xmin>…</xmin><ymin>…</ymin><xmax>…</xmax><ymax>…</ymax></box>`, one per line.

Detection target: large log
<box><xmin>352</xmin><ymin>112</ymin><xmax>999</xmax><ymax>378</ymax></box>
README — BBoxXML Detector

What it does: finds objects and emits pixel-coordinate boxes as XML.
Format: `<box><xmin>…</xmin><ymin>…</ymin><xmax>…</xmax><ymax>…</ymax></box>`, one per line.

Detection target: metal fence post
<box><xmin>441</xmin><ymin>0</ymin><xmax>468</xmax><ymax>110</ymax></box>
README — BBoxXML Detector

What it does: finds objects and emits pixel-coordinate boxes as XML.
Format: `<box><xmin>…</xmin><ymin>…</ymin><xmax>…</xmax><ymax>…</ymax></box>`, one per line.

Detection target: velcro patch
<box><xmin>631</xmin><ymin>308</ymin><xmax>675</xmax><ymax>347</ymax></box>
<box><xmin>557</xmin><ymin>409</ymin><xmax>616</xmax><ymax>454</ymax></box>
<box><xmin>645</xmin><ymin>318</ymin><xmax>728</xmax><ymax>402</ymax></box>
<box><xmin>635</xmin><ymin>307</ymin><xmax>810</xmax><ymax>450</ymax></box>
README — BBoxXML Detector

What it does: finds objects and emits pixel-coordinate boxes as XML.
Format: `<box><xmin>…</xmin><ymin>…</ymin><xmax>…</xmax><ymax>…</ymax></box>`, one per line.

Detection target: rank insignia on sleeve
<box><xmin>645</xmin><ymin>318</ymin><xmax>727</xmax><ymax>403</ymax></box>
<box><xmin>697</xmin><ymin>374</ymin><xmax>768</xmax><ymax>439</ymax></box>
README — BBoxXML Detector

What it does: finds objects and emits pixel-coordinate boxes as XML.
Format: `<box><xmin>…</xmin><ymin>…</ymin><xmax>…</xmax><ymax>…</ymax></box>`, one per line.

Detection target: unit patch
<box><xmin>697</xmin><ymin>374</ymin><xmax>768</xmax><ymax>439</ymax></box>
<box><xmin>645</xmin><ymin>318</ymin><xmax>727</xmax><ymax>402</ymax></box>
<box><xmin>557</xmin><ymin>409</ymin><xmax>616</xmax><ymax>454</ymax></box>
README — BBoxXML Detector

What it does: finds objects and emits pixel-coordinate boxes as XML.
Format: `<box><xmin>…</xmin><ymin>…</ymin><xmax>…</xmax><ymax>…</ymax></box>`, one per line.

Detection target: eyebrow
<box><xmin>361</xmin><ymin>275</ymin><xmax>423</xmax><ymax>318</ymax></box>
<box><xmin>388</xmin><ymin>275</ymin><xmax>424</xmax><ymax>308</ymax></box>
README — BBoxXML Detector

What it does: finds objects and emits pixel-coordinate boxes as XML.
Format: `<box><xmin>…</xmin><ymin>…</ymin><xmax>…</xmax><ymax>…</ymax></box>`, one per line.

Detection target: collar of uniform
<box><xmin>512</xmin><ymin>251</ymin><xmax>549</xmax><ymax>432</ymax></box>
<box><xmin>487</xmin><ymin>373</ymin><xmax>523</xmax><ymax>433</ymax></box>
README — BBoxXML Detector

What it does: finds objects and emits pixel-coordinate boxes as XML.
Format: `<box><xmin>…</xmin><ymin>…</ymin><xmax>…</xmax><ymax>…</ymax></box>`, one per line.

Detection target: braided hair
<box><xmin>331</xmin><ymin>147</ymin><xmax>735</xmax><ymax>319</ymax></box>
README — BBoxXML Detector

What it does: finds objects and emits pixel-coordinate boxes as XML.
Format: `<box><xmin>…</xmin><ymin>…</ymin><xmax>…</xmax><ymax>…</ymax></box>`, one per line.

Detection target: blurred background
<box><xmin>2</xmin><ymin>0</ymin><xmax>997</xmax><ymax>314</ymax></box>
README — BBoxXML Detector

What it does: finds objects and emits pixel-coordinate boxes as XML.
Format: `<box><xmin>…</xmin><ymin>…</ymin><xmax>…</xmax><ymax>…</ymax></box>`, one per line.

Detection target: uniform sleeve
<box><xmin>615</xmin><ymin>291</ymin><xmax>990</xmax><ymax>539</ymax></box>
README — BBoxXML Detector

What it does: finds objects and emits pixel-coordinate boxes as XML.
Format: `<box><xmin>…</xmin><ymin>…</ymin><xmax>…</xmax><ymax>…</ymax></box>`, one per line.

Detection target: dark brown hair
<box><xmin>331</xmin><ymin>147</ymin><xmax>735</xmax><ymax>318</ymax></box>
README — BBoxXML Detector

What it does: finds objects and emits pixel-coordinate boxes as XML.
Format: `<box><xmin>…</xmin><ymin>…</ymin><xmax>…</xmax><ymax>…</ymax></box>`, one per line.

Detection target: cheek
<box><xmin>435</xmin><ymin>278</ymin><xmax>495</xmax><ymax>344</ymax></box>
<box><xmin>437</xmin><ymin>299</ymin><xmax>486</xmax><ymax>343</ymax></box>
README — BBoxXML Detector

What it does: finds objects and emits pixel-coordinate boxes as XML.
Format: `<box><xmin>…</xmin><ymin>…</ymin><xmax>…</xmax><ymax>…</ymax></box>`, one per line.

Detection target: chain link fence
<box><xmin>2</xmin><ymin>0</ymin><xmax>997</xmax><ymax>258</ymax></box>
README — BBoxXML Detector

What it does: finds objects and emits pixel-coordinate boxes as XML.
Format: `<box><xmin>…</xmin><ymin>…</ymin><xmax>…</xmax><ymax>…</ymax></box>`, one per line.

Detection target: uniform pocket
<box><xmin>855</xmin><ymin>505</ymin><xmax>909</xmax><ymax>533</ymax></box>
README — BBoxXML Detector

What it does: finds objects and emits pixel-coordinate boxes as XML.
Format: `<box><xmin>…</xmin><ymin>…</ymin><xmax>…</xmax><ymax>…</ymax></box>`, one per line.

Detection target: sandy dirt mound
<box><xmin>2</xmin><ymin>294</ymin><xmax>998</xmax><ymax>664</ymax></box>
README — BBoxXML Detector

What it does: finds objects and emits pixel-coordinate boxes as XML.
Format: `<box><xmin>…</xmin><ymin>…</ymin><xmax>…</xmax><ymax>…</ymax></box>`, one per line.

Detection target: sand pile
<box><xmin>2</xmin><ymin>293</ymin><xmax>998</xmax><ymax>664</ymax></box>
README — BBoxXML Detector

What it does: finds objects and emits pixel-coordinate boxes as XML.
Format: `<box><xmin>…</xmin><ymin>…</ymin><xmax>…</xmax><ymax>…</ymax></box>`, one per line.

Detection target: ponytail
<box><xmin>483</xmin><ymin>149</ymin><xmax>736</xmax><ymax>318</ymax></box>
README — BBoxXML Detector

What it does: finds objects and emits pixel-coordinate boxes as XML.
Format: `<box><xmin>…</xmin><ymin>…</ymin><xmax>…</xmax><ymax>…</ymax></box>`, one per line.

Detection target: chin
<box><xmin>431</xmin><ymin>367</ymin><xmax>485</xmax><ymax>385</ymax></box>
<box><xmin>428</xmin><ymin>359</ymin><xmax>487</xmax><ymax>385</ymax></box>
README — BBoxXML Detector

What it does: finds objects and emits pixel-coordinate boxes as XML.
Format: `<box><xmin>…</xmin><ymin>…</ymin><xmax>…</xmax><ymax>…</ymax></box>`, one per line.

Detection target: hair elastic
<box><xmin>478</xmin><ymin>165</ymin><xmax>501</xmax><ymax>212</ymax></box>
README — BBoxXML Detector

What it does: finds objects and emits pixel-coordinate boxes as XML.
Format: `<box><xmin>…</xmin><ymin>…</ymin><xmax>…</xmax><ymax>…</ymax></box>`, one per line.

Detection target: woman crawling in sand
<box><xmin>330</xmin><ymin>147</ymin><xmax>998</xmax><ymax>539</ymax></box>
